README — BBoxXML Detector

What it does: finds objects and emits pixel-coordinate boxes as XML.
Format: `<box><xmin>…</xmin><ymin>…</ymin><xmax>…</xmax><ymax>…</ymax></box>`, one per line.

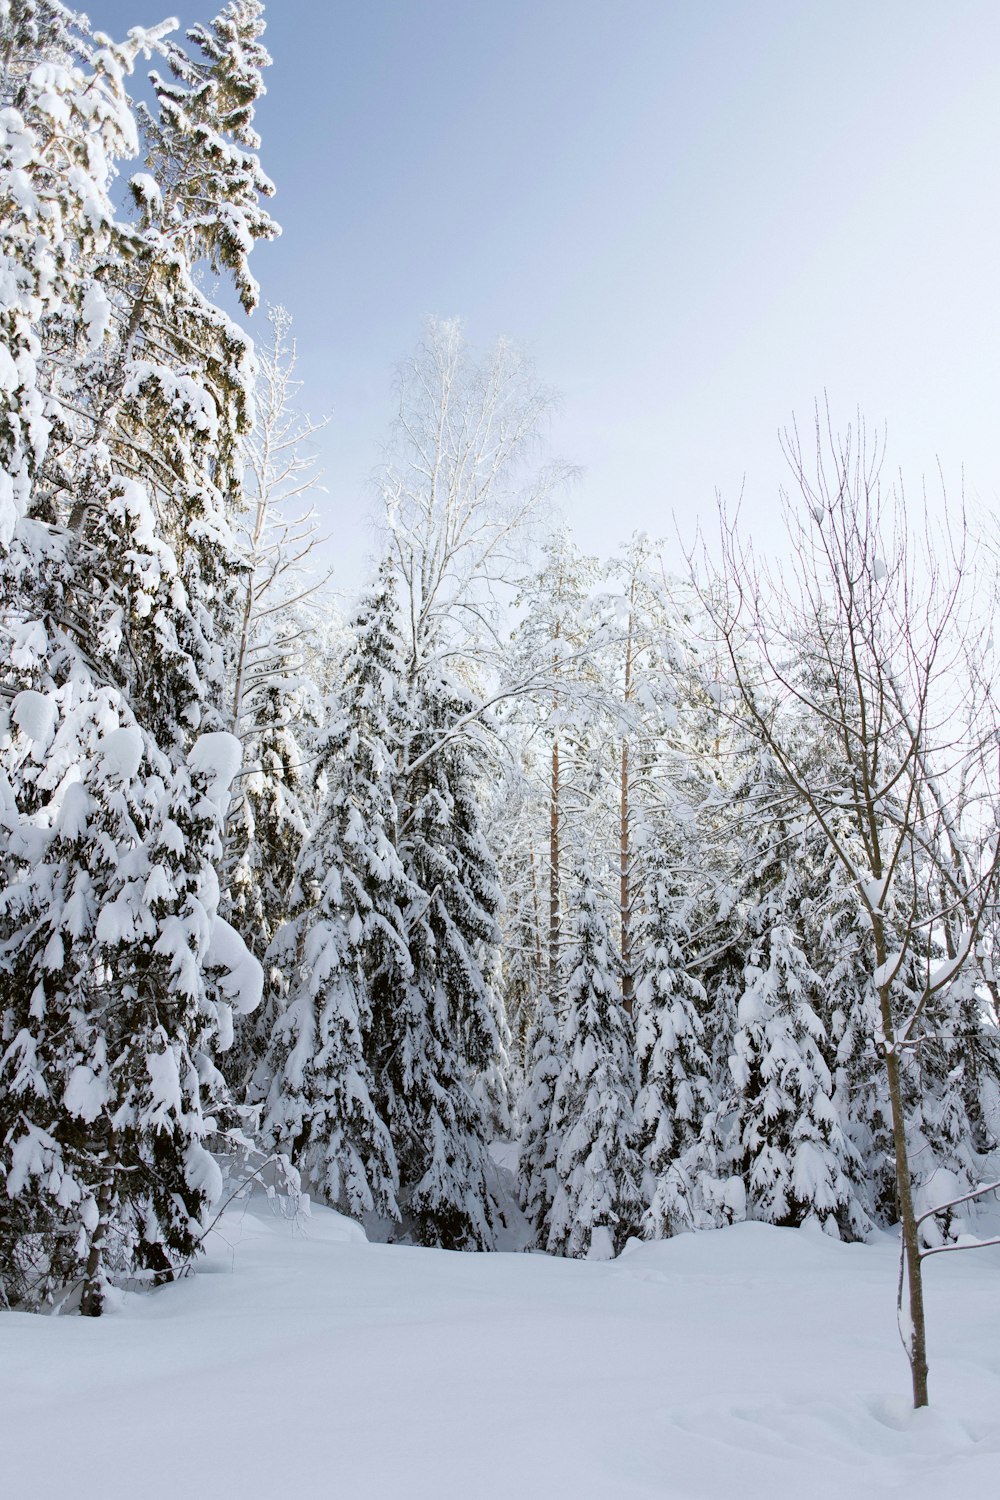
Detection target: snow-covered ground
<box><xmin>6</xmin><ymin>1202</ymin><xmax>1000</xmax><ymax>1499</ymax></box>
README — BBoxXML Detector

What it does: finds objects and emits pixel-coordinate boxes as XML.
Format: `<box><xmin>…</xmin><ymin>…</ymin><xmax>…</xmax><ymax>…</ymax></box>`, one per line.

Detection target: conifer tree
<box><xmin>517</xmin><ymin>989</ymin><xmax>563</xmax><ymax>1248</ymax></box>
<box><xmin>388</xmin><ymin>664</ymin><xmax>510</xmax><ymax>1248</ymax></box>
<box><xmin>799</xmin><ymin>823</ymin><xmax>896</xmax><ymax>1226</ymax></box>
<box><xmin>260</xmin><ymin>571</ymin><xmax>404</xmax><ymax>1222</ymax></box>
<box><xmin>492</xmin><ymin>758</ymin><xmax>546</xmax><ymax>1078</ymax></box>
<box><xmin>0</xmin><ymin>5</ymin><xmax>274</xmax><ymax>1310</ymax></box>
<box><xmin>0</xmin><ymin>703</ymin><xmax>259</xmax><ymax>1311</ymax></box>
<box><xmin>547</xmin><ymin>865</ymin><xmax>641</xmax><ymax>1259</ymax></box>
<box><xmin>101</xmin><ymin>3</ymin><xmax>277</xmax><ymax>749</ymax></box>
<box><xmin>726</xmin><ymin>749</ymin><xmax>868</xmax><ymax>1237</ymax></box>
<box><xmin>633</xmin><ymin>856</ymin><xmax>715</xmax><ymax>1238</ymax></box>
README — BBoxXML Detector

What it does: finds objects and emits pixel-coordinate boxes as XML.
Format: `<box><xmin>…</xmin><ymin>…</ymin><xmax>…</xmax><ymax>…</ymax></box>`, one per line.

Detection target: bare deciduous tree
<box><xmin>378</xmin><ymin>316</ymin><xmax>573</xmax><ymax>675</ymax></box>
<box><xmin>695</xmin><ymin>409</ymin><xmax>1000</xmax><ymax>1409</ymax></box>
<box><xmin>232</xmin><ymin>305</ymin><xmax>331</xmax><ymax>737</ymax></box>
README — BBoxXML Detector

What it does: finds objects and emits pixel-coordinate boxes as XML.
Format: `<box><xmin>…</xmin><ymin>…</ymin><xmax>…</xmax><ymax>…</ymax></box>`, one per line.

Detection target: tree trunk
<box><xmin>620</xmin><ymin>736</ymin><xmax>633</xmax><ymax>1015</ymax></box>
<box><xmin>80</xmin><ymin>1167</ymin><xmax>115</xmax><ymax>1318</ymax></box>
<box><xmin>529</xmin><ymin>845</ymin><xmax>544</xmax><ymax>980</ymax></box>
<box><xmin>877</xmin><ymin>983</ymin><xmax>929</xmax><ymax>1407</ymax></box>
<box><xmin>549</xmin><ymin>738</ymin><xmax>561</xmax><ymax>1010</ymax></box>
<box><xmin>619</xmin><ymin>581</ymin><xmax>635</xmax><ymax>1014</ymax></box>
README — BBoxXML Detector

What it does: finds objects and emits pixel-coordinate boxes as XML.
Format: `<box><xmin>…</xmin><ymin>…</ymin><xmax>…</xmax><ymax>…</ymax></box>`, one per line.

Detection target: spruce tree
<box><xmin>547</xmin><ymin>865</ymin><xmax>641</xmax><ymax>1259</ymax></box>
<box><xmin>727</xmin><ymin>749</ymin><xmax>870</xmax><ymax>1238</ymax></box>
<box><xmin>260</xmin><ymin>572</ymin><xmax>404</xmax><ymax>1223</ymax></box>
<box><xmin>388</xmin><ymin>664</ymin><xmax>510</xmax><ymax>1248</ymax></box>
<box><xmin>517</xmin><ymin>989</ymin><xmax>563</xmax><ymax>1248</ymax></box>
<box><xmin>0</xmin><ymin>700</ymin><xmax>258</xmax><ymax>1310</ymax></box>
<box><xmin>0</xmin><ymin>6</ymin><xmax>275</xmax><ymax>1310</ymax></box>
<box><xmin>633</xmin><ymin>856</ymin><xmax>714</xmax><ymax>1238</ymax></box>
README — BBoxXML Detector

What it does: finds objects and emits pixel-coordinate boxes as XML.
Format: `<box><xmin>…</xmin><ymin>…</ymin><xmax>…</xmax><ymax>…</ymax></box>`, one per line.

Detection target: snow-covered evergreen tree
<box><xmin>517</xmin><ymin>989</ymin><xmax>563</xmax><ymax>1248</ymax></box>
<box><xmin>0</xmin><ymin>705</ymin><xmax>259</xmax><ymax>1311</ymax></box>
<box><xmin>387</xmin><ymin>664</ymin><xmax>510</xmax><ymax>1248</ymax></box>
<box><xmin>799</xmin><ymin>823</ymin><xmax>895</xmax><ymax>1228</ymax></box>
<box><xmin>492</xmin><ymin>757</ymin><xmax>546</xmax><ymax>1078</ymax></box>
<box><xmin>260</xmin><ymin>571</ymin><xmax>403</xmax><ymax>1223</ymax></box>
<box><xmin>547</xmin><ymin>865</ymin><xmax>641</xmax><ymax>1259</ymax></box>
<box><xmin>101</xmin><ymin>3</ymin><xmax>277</xmax><ymax>749</ymax></box>
<box><xmin>726</xmin><ymin>749</ymin><xmax>871</xmax><ymax>1238</ymax></box>
<box><xmin>633</xmin><ymin>856</ymin><xmax>714</xmax><ymax>1238</ymax></box>
<box><xmin>0</xmin><ymin>6</ymin><xmax>274</xmax><ymax>1310</ymax></box>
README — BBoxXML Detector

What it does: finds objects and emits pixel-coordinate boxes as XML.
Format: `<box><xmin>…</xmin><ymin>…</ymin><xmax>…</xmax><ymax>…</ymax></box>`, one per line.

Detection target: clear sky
<box><xmin>90</xmin><ymin>0</ymin><xmax>1000</xmax><ymax>586</ymax></box>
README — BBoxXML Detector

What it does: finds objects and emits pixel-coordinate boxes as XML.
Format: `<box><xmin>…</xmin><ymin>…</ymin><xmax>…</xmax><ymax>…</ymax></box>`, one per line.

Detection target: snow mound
<box><xmin>4</xmin><ymin>1210</ymin><xmax>1000</xmax><ymax>1500</ymax></box>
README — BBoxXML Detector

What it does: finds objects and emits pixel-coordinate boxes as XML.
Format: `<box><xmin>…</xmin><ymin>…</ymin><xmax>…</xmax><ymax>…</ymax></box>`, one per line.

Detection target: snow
<box><xmin>146</xmin><ymin>1045</ymin><xmax>182</xmax><ymax>1117</ymax></box>
<box><xmin>188</xmin><ymin>730</ymin><xmax>243</xmax><ymax>803</ymax></box>
<box><xmin>5</xmin><ymin>1205</ymin><xmax>1000</xmax><ymax>1499</ymax></box>
<box><xmin>206</xmin><ymin>914</ymin><xmax>264</xmax><ymax>1018</ymax></box>
<box><xmin>81</xmin><ymin>282</ymin><xmax>111</xmax><ymax>350</ymax></box>
<box><xmin>63</xmin><ymin>1062</ymin><xmax>108</xmax><ymax>1123</ymax></box>
<box><xmin>99</xmin><ymin>724</ymin><xmax>143</xmax><ymax>781</ymax></box>
<box><xmin>927</xmin><ymin>938</ymin><xmax>972</xmax><ymax>992</ymax></box>
<box><xmin>873</xmin><ymin>952</ymin><xmax>903</xmax><ymax>989</ymax></box>
<box><xmin>123</xmin><ymin>361</ymin><xmax>220</xmax><ymax>438</ymax></box>
<box><xmin>129</xmin><ymin>170</ymin><xmax>163</xmax><ymax>213</ymax></box>
<box><xmin>861</xmin><ymin>874</ymin><xmax>891</xmax><ymax>912</ymax></box>
<box><xmin>11</xmin><ymin>689</ymin><xmax>56</xmax><ymax>751</ymax></box>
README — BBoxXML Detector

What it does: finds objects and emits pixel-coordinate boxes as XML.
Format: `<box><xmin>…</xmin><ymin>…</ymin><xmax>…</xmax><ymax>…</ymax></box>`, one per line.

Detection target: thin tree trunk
<box><xmin>529</xmin><ymin>845</ymin><xmax>544</xmax><ymax>980</ymax></box>
<box><xmin>620</xmin><ymin>736</ymin><xmax>632</xmax><ymax>1014</ymax></box>
<box><xmin>619</xmin><ymin>581</ymin><xmax>635</xmax><ymax>1013</ymax></box>
<box><xmin>549</xmin><ymin>737</ymin><xmax>561</xmax><ymax>1010</ymax></box>
<box><xmin>80</xmin><ymin>1159</ymin><xmax>115</xmax><ymax>1318</ymax></box>
<box><xmin>873</xmin><ymin>914</ymin><xmax>929</xmax><ymax>1408</ymax></box>
<box><xmin>884</xmin><ymin>1037</ymin><xmax>929</xmax><ymax>1407</ymax></box>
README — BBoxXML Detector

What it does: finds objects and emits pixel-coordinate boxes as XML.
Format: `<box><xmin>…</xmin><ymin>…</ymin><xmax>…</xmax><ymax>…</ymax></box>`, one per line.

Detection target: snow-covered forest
<box><xmin>3</xmin><ymin>3</ymin><xmax>1000</xmax><ymax>1492</ymax></box>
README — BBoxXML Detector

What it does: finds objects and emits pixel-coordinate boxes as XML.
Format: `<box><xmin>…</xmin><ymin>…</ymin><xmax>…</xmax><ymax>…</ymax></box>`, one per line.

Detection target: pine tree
<box><xmin>142</xmin><ymin>1</ymin><xmax>277</xmax><ymax>315</ymax></box>
<box><xmin>98</xmin><ymin>4</ymin><xmax>277</xmax><ymax>749</ymax></box>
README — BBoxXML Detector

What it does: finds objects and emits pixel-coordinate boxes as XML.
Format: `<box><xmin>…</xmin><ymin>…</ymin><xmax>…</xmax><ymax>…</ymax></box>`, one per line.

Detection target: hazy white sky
<box><xmin>93</xmin><ymin>0</ymin><xmax>1000</xmax><ymax>584</ymax></box>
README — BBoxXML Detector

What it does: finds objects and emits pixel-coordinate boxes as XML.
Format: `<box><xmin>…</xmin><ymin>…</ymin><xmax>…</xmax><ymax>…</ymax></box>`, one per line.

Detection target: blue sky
<box><xmin>91</xmin><ymin>1</ymin><xmax>1000</xmax><ymax>585</ymax></box>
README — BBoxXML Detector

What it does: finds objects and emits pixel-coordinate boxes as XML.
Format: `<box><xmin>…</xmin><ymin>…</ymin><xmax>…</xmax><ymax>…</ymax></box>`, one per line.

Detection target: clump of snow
<box><xmin>82</xmin><ymin>283</ymin><xmax>112</xmax><ymax>350</ymax></box>
<box><xmin>12</xmin><ymin>689</ymin><xmax>56</xmax><ymax>753</ymax></box>
<box><xmin>188</xmin><ymin>731</ymin><xmax>243</xmax><ymax>803</ymax></box>
<box><xmin>146</xmin><ymin>1045</ymin><xmax>182</xmax><ymax>1118</ymax></box>
<box><xmin>873</xmin><ymin>952</ymin><xmax>904</xmax><ymax>989</ymax></box>
<box><xmin>206</xmin><ymin>915</ymin><xmax>263</xmax><ymax>1019</ymax></box>
<box><xmin>99</xmin><ymin>725</ymin><xmax>143</xmax><ymax>781</ymax></box>
<box><xmin>129</xmin><ymin>170</ymin><xmax>163</xmax><ymax>213</ymax></box>
<box><xmin>63</xmin><ymin>1063</ymin><xmax>108</xmax><ymax>1124</ymax></box>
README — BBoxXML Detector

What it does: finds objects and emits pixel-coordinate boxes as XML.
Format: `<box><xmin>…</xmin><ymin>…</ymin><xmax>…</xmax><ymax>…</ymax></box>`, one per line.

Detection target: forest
<box><xmin>2</xmin><ymin>2</ymin><xmax>1000</xmax><ymax>1479</ymax></box>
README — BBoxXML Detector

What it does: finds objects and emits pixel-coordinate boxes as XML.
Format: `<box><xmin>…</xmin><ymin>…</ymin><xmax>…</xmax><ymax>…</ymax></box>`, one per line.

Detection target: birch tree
<box><xmin>224</xmin><ymin>306</ymin><xmax>328</xmax><ymax>1031</ymax></box>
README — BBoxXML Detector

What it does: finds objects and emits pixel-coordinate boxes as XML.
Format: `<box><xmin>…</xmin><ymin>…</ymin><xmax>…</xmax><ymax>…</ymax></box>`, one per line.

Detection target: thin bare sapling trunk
<box><xmin>694</xmin><ymin>408</ymin><xmax>1000</xmax><ymax>1408</ymax></box>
